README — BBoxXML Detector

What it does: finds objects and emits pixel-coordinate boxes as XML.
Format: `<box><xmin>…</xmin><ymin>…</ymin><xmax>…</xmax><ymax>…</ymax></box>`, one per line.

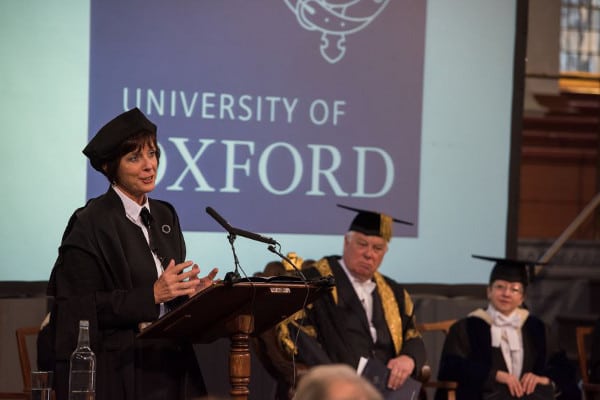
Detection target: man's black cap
<box><xmin>338</xmin><ymin>204</ymin><xmax>412</xmax><ymax>242</ymax></box>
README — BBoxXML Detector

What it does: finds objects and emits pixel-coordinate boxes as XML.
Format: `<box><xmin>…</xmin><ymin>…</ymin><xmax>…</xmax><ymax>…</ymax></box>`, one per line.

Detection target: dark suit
<box><xmin>39</xmin><ymin>188</ymin><xmax>205</xmax><ymax>400</ymax></box>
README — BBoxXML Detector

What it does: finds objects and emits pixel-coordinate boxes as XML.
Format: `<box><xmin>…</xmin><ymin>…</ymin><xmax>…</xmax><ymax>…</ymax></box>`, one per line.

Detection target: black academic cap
<box><xmin>83</xmin><ymin>108</ymin><xmax>157</xmax><ymax>172</ymax></box>
<box><xmin>337</xmin><ymin>204</ymin><xmax>412</xmax><ymax>242</ymax></box>
<box><xmin>472</xmin><ymin>254</ymin><xmax>544</xmax><ymax>287</ymax></box>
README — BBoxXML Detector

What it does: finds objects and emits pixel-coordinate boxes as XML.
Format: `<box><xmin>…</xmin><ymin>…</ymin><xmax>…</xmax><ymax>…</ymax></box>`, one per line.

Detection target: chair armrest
<box><xmin>419</xmin><ymin>364</ymin><xmax>432</xmax><ymax>383</ymax></box>
<box><xmin>424</xmin><ymin>381</ymin><xmax>458</xmax><ymax>390</ymax></box>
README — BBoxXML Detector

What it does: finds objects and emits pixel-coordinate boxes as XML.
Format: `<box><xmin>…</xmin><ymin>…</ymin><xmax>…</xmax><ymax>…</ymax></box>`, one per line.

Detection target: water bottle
<box><xmin>68</xmin><ymin>320</ymin><xmax>96</xmax><ymax>400</ymax></box>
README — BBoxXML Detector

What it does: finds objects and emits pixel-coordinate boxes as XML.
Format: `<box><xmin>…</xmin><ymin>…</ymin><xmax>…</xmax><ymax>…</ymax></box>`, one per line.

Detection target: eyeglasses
<box><xmin>491</xmin><ymin>283</ymin><xmax>523</xmax><ymax>295</ymax></box>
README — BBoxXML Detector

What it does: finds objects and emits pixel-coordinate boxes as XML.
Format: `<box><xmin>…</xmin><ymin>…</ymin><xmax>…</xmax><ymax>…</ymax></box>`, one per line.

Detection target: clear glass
<box><xmin>31</xmin><ymin>370</ymin><xmax>53</xmax><ymax>400</ymax></box>
<box><xmin>491</xmin><ymin>282</ymin><xmax>524</xmax><ymax>295</ymax></box>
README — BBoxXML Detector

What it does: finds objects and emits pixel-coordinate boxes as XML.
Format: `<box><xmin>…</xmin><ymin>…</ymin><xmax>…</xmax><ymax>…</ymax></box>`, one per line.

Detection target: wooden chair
<box><xmin>417</xmin><ymin>319</ymin><xmax>458</xmax><ymax>400</ymax></box>
<box><xmin>16</xmin><ymin>326</ymin><xmax>42</xmax><ymax>399</ymax></box>
<box><xmin>0</xmin><ymin>326</ymin><xmax>41</xmax><ymax>400</ymax></box>
<box><xmin>576</xmin><ymin>325</ymin><xmax>600</xmax><ymax>400</ymax></box>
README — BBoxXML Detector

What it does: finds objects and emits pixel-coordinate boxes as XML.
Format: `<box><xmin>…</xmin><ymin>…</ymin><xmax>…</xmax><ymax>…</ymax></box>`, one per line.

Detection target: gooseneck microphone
<box><xmin>232</xmin><ymin>227</ymin><xmax>277</xmax><ymax>246</ymax></box>
<box><xmin>205</xmin><ymin>206</ymin><xmax>234</xmax><ymax>234</ymax></box>
<box><xmin>205</xmin><ymin>206</ymin><xmax>278</xmax><ymax>246</ymax></box>
<box><xmin>268</xmin><ymin>245</ymin><xmax>307</xmax><ymax>281</ymax></box>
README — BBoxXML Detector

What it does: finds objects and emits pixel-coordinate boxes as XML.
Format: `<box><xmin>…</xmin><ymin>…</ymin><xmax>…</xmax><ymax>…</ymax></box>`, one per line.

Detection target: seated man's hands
<box><xmin>386</xmin><ymin>354</ymin><xmax>415</xmax><ymax>390</ymax></box>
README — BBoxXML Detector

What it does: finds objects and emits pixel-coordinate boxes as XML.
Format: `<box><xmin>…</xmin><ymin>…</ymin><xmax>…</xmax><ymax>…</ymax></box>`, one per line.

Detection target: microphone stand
<box><xmin>224</xmin><ymin>232</ymin><xmax>242</xmax><ymax>283</ymax></box>
<box><xmin>267</xmin><ymin>244</ymin><xmax>307</xmax><ymax>281</ymax></box>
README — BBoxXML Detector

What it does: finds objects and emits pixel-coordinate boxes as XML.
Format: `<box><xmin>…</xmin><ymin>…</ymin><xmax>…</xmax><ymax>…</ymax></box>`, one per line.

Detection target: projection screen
<box><xmin>0</xmin><ymin>0</ymin><xmax>522</xmax><ymax>283</ymax></box>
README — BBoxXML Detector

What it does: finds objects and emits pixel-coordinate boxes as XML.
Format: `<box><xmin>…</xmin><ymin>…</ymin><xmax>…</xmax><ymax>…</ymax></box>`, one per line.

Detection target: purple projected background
<box><xmin>87</xmin><ymin>0</ymin><xmax>426</xmax><ymax>237</ymax></box>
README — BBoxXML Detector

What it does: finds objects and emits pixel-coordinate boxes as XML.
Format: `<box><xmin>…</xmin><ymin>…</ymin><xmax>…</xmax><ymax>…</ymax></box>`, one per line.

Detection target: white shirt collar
<box><xmin>339</xmin><ymin>259</ymin><xmax>376</xmax><ymax>294</ymax></box>
<box><xmin>112</xmin><ymin>185</ymin><xmax>149</xmax><ymax>225</ymax></box>
<box><xmin>486</xmin><ymin>304</ymin><xmax>528</xmax><ymax>328</ymax></box>
<box><xmin>486</xmin><ymin>304</ymin><xmax>515</xmax><ymax>322</ymax></box>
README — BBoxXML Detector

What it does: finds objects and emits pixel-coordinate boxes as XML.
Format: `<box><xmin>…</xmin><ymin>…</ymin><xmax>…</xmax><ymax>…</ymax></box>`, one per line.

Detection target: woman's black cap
<box><xmin>472</xmin><ymin>254</ymin><xmax>544</xmax><ymax>287</ymax></box>
<box><xmin>83</xmin><ymin>108</ymin><xmax>157</xmax><ymax>172</ymax></box>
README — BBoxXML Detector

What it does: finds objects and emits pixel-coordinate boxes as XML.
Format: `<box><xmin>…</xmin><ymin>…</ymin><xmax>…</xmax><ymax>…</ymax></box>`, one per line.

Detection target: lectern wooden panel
<box><xmin>138</xmin><ymin>279</ymin><xmax>332</xmax><ymax>399</ymax></box>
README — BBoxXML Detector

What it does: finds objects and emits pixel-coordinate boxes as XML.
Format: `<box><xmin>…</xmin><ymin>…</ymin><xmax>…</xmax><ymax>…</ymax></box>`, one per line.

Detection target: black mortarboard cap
<box><xmin>472</xmin><ymin>254</ymin><xmax>544</xmax><ymax>287</ymax></box>
<box><xmin>83</xmin><ymin>108</ymin><xmax>157</xmax><ymax>172</ymax></box>
<box><xmin>337</xmin><ymin>204</ymin><xmax>412</xmax><ymax>242</ymax></box>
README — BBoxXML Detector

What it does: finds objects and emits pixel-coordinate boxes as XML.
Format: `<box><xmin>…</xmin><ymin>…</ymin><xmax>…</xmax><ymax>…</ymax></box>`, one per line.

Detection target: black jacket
<box><xmin>38</xmin><ymin>188</ymin><xmax>204</xmax><ymax>400</ymax></box>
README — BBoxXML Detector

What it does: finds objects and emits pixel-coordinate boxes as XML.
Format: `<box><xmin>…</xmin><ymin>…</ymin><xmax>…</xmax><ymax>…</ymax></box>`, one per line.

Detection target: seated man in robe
<box><xmin>278</xmin><ymin>204</ymin><xmax>426</xmax><ymax>396</ymax></box>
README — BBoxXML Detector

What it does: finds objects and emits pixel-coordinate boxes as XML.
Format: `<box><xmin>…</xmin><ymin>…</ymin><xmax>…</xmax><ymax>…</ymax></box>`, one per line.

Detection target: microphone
<box><xmin>232</xmin><ymin>227</ymin><xmax>278</xmax><ymax>246</ymax></box>
<box><xmin>268</xmin><ymin>245</ymin><xmax>307</xmax><ymax>281</ymax></box>
<box><xmin>206</xmin><ymin>206</ymin><xmax>278</xmax><ymax>245</ymax></box>
<box><xmin>205</xmin><ymin>206</ymin><xmax>234</xmax><ymax>234</ymax></box>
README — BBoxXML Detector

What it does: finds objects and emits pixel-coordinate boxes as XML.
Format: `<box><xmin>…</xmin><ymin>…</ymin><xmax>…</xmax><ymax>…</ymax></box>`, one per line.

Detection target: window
<box><xmin>560</xmin><ymin>0</ymin><xmax>600</xmax><ymax>73</ymax></box>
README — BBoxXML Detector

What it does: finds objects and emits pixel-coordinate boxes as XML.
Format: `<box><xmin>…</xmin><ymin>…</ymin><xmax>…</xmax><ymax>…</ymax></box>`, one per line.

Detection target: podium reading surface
<box><xmin>138</xmin><ymin>279</ymin><xmax>332</xmax><ymax>399</ymax></box>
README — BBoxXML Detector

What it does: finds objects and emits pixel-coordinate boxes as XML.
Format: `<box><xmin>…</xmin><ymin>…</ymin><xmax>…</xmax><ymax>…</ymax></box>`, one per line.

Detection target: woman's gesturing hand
<box><xmin>153</xmin><ymin>260</ymin><xmax>214</xmax><ymax>303</ymax></box>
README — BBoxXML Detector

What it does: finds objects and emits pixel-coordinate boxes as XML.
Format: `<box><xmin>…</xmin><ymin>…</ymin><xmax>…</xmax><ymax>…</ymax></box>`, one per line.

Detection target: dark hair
<box><xmin>102</xmin><ymin>130</ymin><xmax>160</xmax><ymax>183</ymax></box>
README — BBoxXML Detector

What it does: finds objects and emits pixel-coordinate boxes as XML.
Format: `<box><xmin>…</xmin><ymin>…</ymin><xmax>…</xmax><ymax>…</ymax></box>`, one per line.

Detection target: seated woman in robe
<box><xmin>436</xmin><ymin>255</ymin><xmax>579</xmax><ymax>400</ymax></box>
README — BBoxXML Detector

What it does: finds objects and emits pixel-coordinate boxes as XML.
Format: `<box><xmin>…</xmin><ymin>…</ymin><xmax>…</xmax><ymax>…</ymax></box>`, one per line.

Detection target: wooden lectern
<box><xmin>138</xmin><ymin>278</ymin><xmax>332</xmax><ymax>400</ymax></box>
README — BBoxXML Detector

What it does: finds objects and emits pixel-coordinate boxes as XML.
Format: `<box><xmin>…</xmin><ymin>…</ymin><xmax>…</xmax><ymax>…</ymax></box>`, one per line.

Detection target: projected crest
<box><xmin>284</xmin><ymin>0</ymin><xmax>391</xmax><ymax>64</ymax></box>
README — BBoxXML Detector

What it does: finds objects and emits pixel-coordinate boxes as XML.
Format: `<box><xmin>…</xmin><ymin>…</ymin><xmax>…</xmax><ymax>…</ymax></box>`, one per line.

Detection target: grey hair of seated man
<box><xmin>293</xmin><ymin>364</ymin><xmax>383</xmax><ymax>400</ymax></box>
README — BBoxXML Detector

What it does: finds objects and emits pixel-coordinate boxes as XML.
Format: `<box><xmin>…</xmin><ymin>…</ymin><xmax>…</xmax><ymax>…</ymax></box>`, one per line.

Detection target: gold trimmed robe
<box><xmin>279</xmin><ymin>256</ymin><xmax>425</xmax><ymax>374</ymax></box>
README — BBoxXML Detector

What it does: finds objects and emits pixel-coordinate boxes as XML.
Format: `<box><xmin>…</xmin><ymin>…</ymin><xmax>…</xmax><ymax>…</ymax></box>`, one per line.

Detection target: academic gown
<box><xmin>38</xmin><ymin>188</ymin><xmax>205</xmax><ymax>400</ymax></box>
<box><xmin>283</xmin><ymin>256</ymin><xmax>425</xmax><ymax>374</ymax></box>
<box><xmin>436</xmin><ymin>312</ymin><xmax>580</xmax><ymax>400</ymax></box>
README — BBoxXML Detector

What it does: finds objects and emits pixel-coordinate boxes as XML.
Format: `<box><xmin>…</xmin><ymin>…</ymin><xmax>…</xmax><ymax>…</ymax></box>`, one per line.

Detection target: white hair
<box><xmin>293</xmin><ymin>364</ymin><xmax>383</xmax><ymax>400</ymax></box>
